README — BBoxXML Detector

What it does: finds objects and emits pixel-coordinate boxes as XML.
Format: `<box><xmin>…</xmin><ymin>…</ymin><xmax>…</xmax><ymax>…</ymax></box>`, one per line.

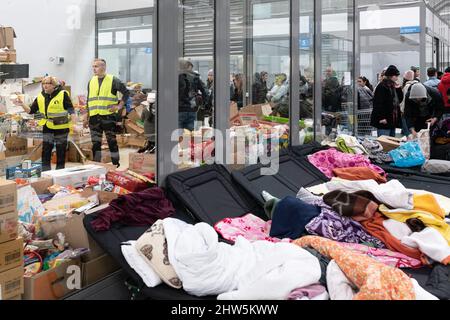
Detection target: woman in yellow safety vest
<box><xmin>16</xmin><ymin>76</ymin><xmax>77</xmax><ymax>172</ymax></box>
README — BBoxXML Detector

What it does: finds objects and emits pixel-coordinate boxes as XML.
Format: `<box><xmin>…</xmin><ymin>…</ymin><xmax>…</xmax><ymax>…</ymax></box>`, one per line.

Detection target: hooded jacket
<box><xmin>404</xmin><ymin>84</ymin><xmax>445</xmax><ymax>132</ymax></box>
<box><xmin>437</xmin><ymin>73</ymin><xmax>450</xmax><ymax>110</ymax></box>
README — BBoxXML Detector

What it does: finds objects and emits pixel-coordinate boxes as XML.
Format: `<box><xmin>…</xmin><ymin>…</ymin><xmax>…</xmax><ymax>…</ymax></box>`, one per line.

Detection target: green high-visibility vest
<box><xmin>87</xmin><ymin>74</ymin><xmax>119</xmax><ymax>116</ymax></box>
<box><xmin>37</xmin><ymin>90</ymin><xmax>70</xmax><ymax>130</ymax></box>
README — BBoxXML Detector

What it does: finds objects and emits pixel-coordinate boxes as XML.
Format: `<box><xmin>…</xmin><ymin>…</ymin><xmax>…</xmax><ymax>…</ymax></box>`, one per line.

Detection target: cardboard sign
<box><xmin>5</xmin><ymin>136</ymin><xmax>27</xmax><ymax>157</ymax></box>
<box><xmin>0</xmin><ymin>27</ymin><xmax>16</xmax><ymax>50</ymax></box>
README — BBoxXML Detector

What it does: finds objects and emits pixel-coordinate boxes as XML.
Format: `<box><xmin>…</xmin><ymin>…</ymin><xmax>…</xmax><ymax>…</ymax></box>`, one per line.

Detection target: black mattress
<box><xmin>166</xmin><ymin>164</ymin><xmax>265</xmax><ymax>225</ymax></box>
<box><xmin>231</xmin><ymin>149</ymin><xmax>329</xmax><ymax>207</ymax></box>
<box><xmin>83</xmin><ymin>208</ymin><xmax>216</xmax><ymax>300</ymax></box>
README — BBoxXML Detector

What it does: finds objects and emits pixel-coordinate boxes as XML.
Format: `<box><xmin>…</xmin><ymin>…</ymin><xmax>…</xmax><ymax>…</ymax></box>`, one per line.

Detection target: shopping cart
<box><xmin>356</xmin><ymin>109</ymin><xmax>376</xmax><ymax>138</ymax></box>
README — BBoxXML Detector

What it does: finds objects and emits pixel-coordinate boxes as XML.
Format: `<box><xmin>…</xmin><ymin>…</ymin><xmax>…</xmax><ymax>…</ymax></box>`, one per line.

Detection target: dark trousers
<box><xmin>89</xmin><ymin>114</ymin><xmax>120</xmax><ymax>166</ymax></box>
<box><xmin>42</xmin><ymin>127</ymin><xmax>69</xmax><ymax>172</ymax></box>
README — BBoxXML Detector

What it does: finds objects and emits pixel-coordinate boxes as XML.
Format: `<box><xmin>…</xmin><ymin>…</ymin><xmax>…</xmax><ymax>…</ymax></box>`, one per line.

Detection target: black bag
<box><xmin>51</xmin><ymin>116</ymin><xmax>69</xmax><ymax>126</ymax></box>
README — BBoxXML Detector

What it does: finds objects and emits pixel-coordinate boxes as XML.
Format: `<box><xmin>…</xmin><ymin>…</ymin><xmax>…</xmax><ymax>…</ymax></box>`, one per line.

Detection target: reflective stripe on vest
<box><xmin>37</xmin><ymin>90</ymin><xmax>71</xmax><ymax>130</ymax></box>
<box><xmin>88</xmin><ymin>74</ymin><xmax>119</xmax><ymax>117</ymax></box>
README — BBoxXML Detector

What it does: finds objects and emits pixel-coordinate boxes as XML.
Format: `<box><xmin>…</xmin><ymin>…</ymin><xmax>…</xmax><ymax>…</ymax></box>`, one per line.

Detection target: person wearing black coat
<box><xmin>404</xmin><ymin>82</ymin><xmax>444</xmax><ymax>136</ymax></box>
<box><xmin>370</xmin><ymin>65</ymin><xmax>404</xmax><ymax>137</ymax></box>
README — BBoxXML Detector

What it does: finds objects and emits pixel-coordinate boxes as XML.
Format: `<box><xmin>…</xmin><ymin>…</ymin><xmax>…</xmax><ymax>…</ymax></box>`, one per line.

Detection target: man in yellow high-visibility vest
<box><xmin>84</xmin><ymin>59</ymin><xmax>129</xmax><ymax>167</ymax></box>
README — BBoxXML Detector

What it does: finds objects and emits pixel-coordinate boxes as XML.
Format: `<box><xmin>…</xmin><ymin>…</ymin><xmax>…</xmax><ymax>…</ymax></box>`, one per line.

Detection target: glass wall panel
<box><xmin>321</xmin><ymin>0</ymin><xmax>355</xmax><ymax>139</ymax></box>
<box><xmin>177</xmin><ymin>0</ymin><xmax>215</xmax><ymax>169</ymax></box>
<box><xmin>228</xmin><ymin>0</ymin><xmax>291</xmax><ymax>169</ymax></box>
<box><xmin>299</xmin><ymin>0</ymin><xmax>315</xmax><ymax>144</ymax></box>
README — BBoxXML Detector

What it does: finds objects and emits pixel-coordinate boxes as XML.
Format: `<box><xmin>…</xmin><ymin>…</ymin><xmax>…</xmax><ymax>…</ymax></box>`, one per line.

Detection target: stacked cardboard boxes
<box><xmin>0</xmin><ymin>27</ymin><xmax>17</xmax><ymax>63</ymax></box>
<box><xmin>0</xmin><ymin>179</ymin><xmax>24</xmax><ymax>300</ymax></box>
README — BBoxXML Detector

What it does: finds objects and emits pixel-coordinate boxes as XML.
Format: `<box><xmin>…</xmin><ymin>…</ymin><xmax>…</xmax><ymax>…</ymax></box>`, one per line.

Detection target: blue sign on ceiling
<box><xmin>400</xmin><ymin>26</ymin><xmax>421</xmax><ymax>34</ymax></box>
<box><xmin>145</xmin><ymin>47</ymin><xmax>153</xmax><ymax>54</ymax></box>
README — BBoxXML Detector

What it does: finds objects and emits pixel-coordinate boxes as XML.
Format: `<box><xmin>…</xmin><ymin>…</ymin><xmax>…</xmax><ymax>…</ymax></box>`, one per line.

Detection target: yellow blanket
<box><xmin>380</xmin><ymin>194</ymin><xmax>450</xmax><ymax>245</ymax></box>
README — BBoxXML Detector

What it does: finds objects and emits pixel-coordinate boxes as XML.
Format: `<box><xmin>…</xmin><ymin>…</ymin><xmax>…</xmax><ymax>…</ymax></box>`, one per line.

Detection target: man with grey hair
<box><xmin>85</xmin><ymin>58</ymin><xmax>129</xmax><ymax>167</ymax></box>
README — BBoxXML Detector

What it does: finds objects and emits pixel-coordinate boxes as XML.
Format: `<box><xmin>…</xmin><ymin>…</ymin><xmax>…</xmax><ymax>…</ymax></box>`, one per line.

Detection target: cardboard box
<box><xmin>230</xmin><ymin>113</ymin><xmax>259</xmax><ymax>127</ymax></box>
<box><xmin>127</xmin><ymin>106</ymin><xmax>143</xmax><ymax>123</ymax></box>
<box><xmin>5</xmin><ymin>136</ymin><xmax>28</xmax><ymax>157</ymax></box>
<box><xmin>0</xmin><ymin>266</ymin><xmax>24</xmax><ymax>300</ymax></box>
<box><xmin>82</xmin><ymin>254</ymin><xmax>120</xmax><ymax>287</ymax></box>
<box><xmin>81</xmin><ymin>148</ymin><xmax>111</xmax><ymax>164</ymax></box>
<box><xmin>42</xmin><ymin>165</ymin><xmax>107</xmax><ymax>187</ymax></box>
<box><xmin>128</xmin><ymin>135</ymin><xmax>147</xmax><ymax>148</ymax></box>
<box><xmin>83</xmin><ymin>161</ymin><xmax>117</xmax><ymax>173</ymax></box>
<box><xmin>0</xmin><ymin>179</ymin><xmax>16</xmax><ymax>215</ymax></box>
<box><xmin>0</xmin><ymin>152</ymin><xmax>5</xmax><ymax>161</ymax></box>
<box><xmin>0</xmin><ymin>238</ymin><xmax>23</xmax><ymax>274</ymax></box>
<box><xmin>23</xmin><ymin>259</ymin><xmax>80</xmax><ymax>300</ymax></box>
<box><xmin>0</xmin><ymin>50</ymin><xmax>16</xmax><ymax>63</ymax></box>
<box><xmin>0</xmin><ymin>27</ymin><xmax>16</xmax><ymax>50</ymax></box>
<box><xmin>63</xmin><ymin>212</ymin><xmax>105</xmax><ymax>263</ymax></box>
<box><xmin>124</xmin><ymin>119</ymin><xmax>145</xmax><ymax>135</ymax></box>
<box><xmin>116</xmin><ymin>134</ymin><xmax>129</xmax><ymax>148</ymax></box>
<box><xmin>129</xmin><ymin>153</ymin><xmax>156</xmax><ymax>174</ymax></box>
<box><xmin>0</xmin><ymin>211</ymin><xmax>19</xmax><ymax>245</ymax></box>
<box><xmin>26</xmin><ymin>142</ymin><xmax>43</xmax><ymax>162</ymax></box>
<box><xmin>28</xmin><ymin>177</ymin><xmax>53</xmax><ymax>195</ymax></box>
<box><xmin>240</xmin><ymin>104</ymin><xmax>272</xmax><ymax>120</ymax></box>
<box><xmin>377</xmin><ymin>136</ymin><xmax>402</xmax><ymax>152</ymax></box>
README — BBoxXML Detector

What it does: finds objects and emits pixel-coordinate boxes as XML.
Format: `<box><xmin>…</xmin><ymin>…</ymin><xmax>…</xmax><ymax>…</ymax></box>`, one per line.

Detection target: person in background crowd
<box><xmin>299</xmin><ymin>72</ymin><xmax>313</xmax><ymax>119</ymax></box>
<box><xmin>375</xmin><ymin>67</ymin><xmax>388</xmax><ymax>91</ymax></box>
<box><xmin>138</xmin><ymin>93</ymin><xmax>156</xmax><ymax>154</ymax></box>
<box><xmin>204</xmin><ymin>69</ymin><xmax>214</xmax><ymax>117</ymax></box>
<box><xmin>267</xmin><ymin>73</ymin><xmax>290</xmax><ymax>117</ymax></box>
<box><xmin>371</xmin><ymin>65</ymin><xmax>404</xmax><ymax>137</ymax></box>
<box><xmin>437</xmin><ymin>71</ymin><xmax>444</xmax><ymax>80</ymax></box>
<box><xmin>424</xmin><ymin>67</ymin><xmax>441</xmax><ymax>89</ymax></box>
<box><xmin>252</xmin><ymin>71</ymin><xmax>269</xmax><ymax>104</ymax></box>
<box><xmin>404</xmin><ymin>82</ymin><xmax>444</xmax><ymax>137</ymax></box>
<box><xmin>400</xmin><ymin>70</ymin><xmax>420</xmax><ymax>136</ymax></box>
<box><xmin>16</xmin><ymin>76</ymin><xmax>77</xmax><ymax>171</ymax></box>
<box><xmin>411</xmin><ymin>66</ymin><xmax>421</xmax><ymax>81</ymax></box>
<box><xmin>85</xmin><ymin>59</ymin><xmax>129</xmax><ymax>168</ymax></box>
<box><xmin>322</xmin><ymin>67</ymin><xmax>342</xmax><ymax>112</ymax></box>
<box><xmin>230</xmin><ymin>73</ymin><xmax>245</xmax><ymax>110</ymax></box>
<box><xmin>437</xmin><ymin>67</ymin><xmax>450</xmax><ymax>120</ymax></box>
<box><xmin>357</xmin><ymin>76</ymin><xmax>374</xmax><ymax>110</ymax></box>
<box><xmin>178</xmin><ymin>59</ymin><xmax>208</xmax><ymax>131</ymax></box>
<box><xmin>361</xmin><ymin>76</ymin><xmax>374</xmax><ymax>92</ymax></box>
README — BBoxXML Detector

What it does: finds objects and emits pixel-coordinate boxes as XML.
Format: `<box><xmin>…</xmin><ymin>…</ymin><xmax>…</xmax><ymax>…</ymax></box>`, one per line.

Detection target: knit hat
<box><xmin>409</xmin><ymin>83</ymin><xmax>427</xmax><ymax>100</ymax></box>
<box><xmin>136</xmin><ymin>220</ymin><xmax>182</xmax><ymax>289</ymax></box>
<box><xmin>385</xmin><ymin>65</ymin><xmax>400</xmax><ymax>77</ymax></box>
<box><xmin>403</xmin><ymin>70</ymin><xmax>415</xmax><ymax>82</ymax></box>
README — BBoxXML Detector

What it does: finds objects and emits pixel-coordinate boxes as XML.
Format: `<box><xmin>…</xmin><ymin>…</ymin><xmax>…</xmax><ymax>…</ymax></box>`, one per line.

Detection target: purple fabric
<box><xmin>304</xmin><ymin>198</ymin><xmax>386</xmax><ymax>249</ymax></box>
<box><xmin>287</xmin><ymin>284</ymin><xmax>327</xmax><ymax>300</ymax></box>
<box><xmin>91</xmin><ymin>187</ymin><xmax>175</xmax><ymax>232</ymax></box>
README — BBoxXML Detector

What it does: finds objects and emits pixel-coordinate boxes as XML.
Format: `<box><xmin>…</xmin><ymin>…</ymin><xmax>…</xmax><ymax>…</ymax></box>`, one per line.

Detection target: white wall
<box><xmin>0</xmin><ymin>0</ymin><xmax>96</xmax><ymax>97</ymax></box>
<box><xmin>97</xmin><ymin>0</ymin><xmax>154</xmax><ymax>13</ymax></box>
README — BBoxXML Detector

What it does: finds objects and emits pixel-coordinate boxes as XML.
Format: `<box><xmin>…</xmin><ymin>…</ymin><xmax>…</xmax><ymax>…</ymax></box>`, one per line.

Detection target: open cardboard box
<box><xmin>377</xmin><ymin>136</ymin><xmax>402</xmax><ymax>152</ymax></box>
<box><xmin>23</xmin><ymin>259</ymin><xmax>80</xmax><ymax>300</ymax></box>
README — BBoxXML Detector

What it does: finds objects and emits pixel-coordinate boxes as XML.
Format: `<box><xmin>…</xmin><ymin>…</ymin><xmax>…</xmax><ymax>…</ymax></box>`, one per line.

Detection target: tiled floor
<box><xmin>64</xmin><ymin>147</ymin><xmax>139</xmax><ymax>171</ymax></box>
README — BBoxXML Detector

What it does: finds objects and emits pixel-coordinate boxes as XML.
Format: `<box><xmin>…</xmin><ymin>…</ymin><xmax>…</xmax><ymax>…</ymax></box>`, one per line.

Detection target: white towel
<box><xmin>121</xmin><ymin>241</ymin><xmax>162</xmax><ymax>288</ymax></box>
<box><xmin>326</xmin><ymin>179</ymin><xmax>414</xmax><ymax>210</ymax></box>
<box><xmin>383</xmin><ymin>219</ymin><xmax>412</xmax><ymax>241</ymax></box>
<box><xmin>326</xmin><ymin>260</ymin><xmax>357</xmax><ymax>300</ymax></box>
<box><xmin>401</xmin><ymin>227</ymin><xmax>450</xmax><ymax>264</ymax></box>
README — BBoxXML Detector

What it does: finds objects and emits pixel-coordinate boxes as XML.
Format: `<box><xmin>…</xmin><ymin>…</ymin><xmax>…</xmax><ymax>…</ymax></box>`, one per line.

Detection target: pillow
<box><xmin>422</xmin><ymin>160</ymin><xmax>450</xmax><ymax>174</ymax></box>
<box><xmin>135</xmin><ymin>220</ymin><xmax>182</xmax><ymax>289</ymax></box>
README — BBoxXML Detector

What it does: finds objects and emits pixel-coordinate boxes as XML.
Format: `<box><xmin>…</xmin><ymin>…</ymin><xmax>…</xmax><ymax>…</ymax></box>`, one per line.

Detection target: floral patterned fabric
<box><xmin>337</xmin><ymin>242</ymin><xmax>423</xmax><ymax>269</ymax></box>
<box><xmin>214</xmin><ymin>214</ymin><xmax>292</xmax><ymax>243</ymax></box>
<box><xmin>304</xmin><ymin>197</ymin><xmax>386</xmax><ymax>249</ymax></box>
<box><xmin>308</xmin><ymin>148</ymin><xmax>386</xmax><ymax>179</ymax></box>
<box><xmin>294</xmin><ymin>236</ymin><xmax>416</xmax><ymax>300</ymax></box>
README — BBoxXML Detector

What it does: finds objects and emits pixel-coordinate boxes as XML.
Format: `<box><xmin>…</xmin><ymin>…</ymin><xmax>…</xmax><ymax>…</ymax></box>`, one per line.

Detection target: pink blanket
<box><xmin>308</xmin><ymin>148</ymin><xmax>386</xmax><ymax>179</ymax></box>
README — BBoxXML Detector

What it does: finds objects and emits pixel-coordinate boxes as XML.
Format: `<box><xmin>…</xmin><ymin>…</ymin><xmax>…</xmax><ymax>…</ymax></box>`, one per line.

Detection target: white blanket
<box><xmin>164</xmin><ymin>219</ymin><xmax>321</xmax><ymax>299</ymax></box>
<box><xmin>401</xmin><ymin>228</ymin><xmax>450</xmax><ymax>264</ymax></box>
<box><xmin>121</xmin><ymin>241</ymin><xmax>162</xmax><ymax>288</ymax></box>
<box><xmin>326</xmin><ymin>260</ymin><xmax>357</xmax><ymax>300</ymax></box>
<box><xmin>383</xmin><ymin>219</ymin><xmax>413</xmax><ymax>241</ymax></box>
<box><xmin>326</xmin><ymin>179</ymin><xmax>414</xmax><ymax>209</ymax></box>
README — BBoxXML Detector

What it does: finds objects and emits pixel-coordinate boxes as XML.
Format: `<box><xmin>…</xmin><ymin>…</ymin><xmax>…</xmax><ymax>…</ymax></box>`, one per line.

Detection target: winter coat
<box><xmin>437</xmin><ymin>73</ymin><xmax>450</xmax><ymax>110</ymax></box>
<box><xmin>370</xmin><ymin>79</ymin><xmax>404</xmax><ymax>129</ymax></box>
<box><xmin>357</xmin><ymin>86</ymin><xmax>374</xmax><ymax>110</ymax></box>
<box><xmin>404</xmin><ymin>85</ymin><xmax>445</xmax><ymax>132</ymax></box>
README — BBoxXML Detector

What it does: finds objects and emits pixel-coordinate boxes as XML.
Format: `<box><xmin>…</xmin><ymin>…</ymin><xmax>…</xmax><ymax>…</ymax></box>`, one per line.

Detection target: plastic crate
<box><xmin>6</xmin><ymin>162</ymin><xmax>42</xmax><ymax>180</ymax></box>
<box><xmin>356</xmin><ymin>109</ymin><xmax>376</xmax><ymax>137</ymax></box>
